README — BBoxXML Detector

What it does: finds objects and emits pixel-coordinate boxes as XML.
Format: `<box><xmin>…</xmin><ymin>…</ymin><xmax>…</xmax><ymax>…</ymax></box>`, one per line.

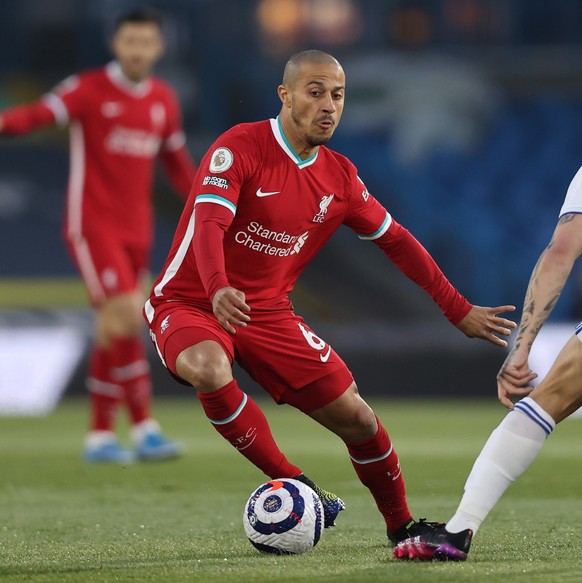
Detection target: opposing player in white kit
<box><xmin>395</xmin><ymin>165</ymin><xmax>582</xmax><ymax>561</ymax></box>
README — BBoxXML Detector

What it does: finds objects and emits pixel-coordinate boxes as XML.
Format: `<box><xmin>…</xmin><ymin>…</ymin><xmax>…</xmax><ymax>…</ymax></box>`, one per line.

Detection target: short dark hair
<box><xmin>114</xmin><ymin>8</ymin><xmax>163</xmax><ymax>32</ymax></box>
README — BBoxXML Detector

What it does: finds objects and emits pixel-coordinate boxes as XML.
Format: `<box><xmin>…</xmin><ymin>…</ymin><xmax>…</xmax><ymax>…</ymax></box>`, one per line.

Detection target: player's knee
<box><xmin>98</xmin><ymin>294</ymin><xmax>143</xmax><ymax>338</ymax></box>
<box><xmin>175</xmin><ymin>343</ymin><xmax>232</xmax><ymax>392</ymax></box>
<box><xmin>342</xmin><ymin>384</ymin><xmax>377</xmax><ymax>433</ymax></box>
<box><xmin>114</xmin><ymin>312</ymin><xmax>143</xmax><ymax>336</ymax></box>
<box><xmin>349</xmin><ymin>402</ymin><xmax>378</xmax><ymax>438</ymax></box>
<box><xmin>98</xmin><ymin>314</ymin><xmax>142</xmax><ymax>344</ymax></box>
<box><xmin>310</xmin><ymin>382</ymin><xmax>378</xmax><ymax>441</ymax></box>
<box><xmin>335</xmin><ymin>389</ymin><xmax>378</xmax><ymax>441</ymax></box>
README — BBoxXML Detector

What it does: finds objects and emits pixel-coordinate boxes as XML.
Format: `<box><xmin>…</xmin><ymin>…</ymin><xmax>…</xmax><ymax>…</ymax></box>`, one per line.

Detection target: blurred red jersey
<box><xmin>1</xmin><ymin>62</ymin><xmax>196</xmax><ymax>246</ymax></box>
<box><xmin>147</xmin><ymin>117</ymin><xmax>391</xmax><ymax>313</ymax></box>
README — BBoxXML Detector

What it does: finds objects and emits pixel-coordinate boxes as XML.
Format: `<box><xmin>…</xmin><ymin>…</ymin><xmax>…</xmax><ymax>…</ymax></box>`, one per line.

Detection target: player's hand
<box><xmin>497</xmin><ymin>348</ymin><xmax>536</xmax><ymax>409</ymax></box>
<box><xmin>0</xmin><ymin>115</ymin><xmax>4</xmax><ymax>132</ymax></box>
<box><xmin>455</xmin><ymin>305</ymin><xmax>517</xmax><ymax>347</ymax></box>
<box><xmin>212</xmin><ymin>286</ymin><xmax>251</xmax><ymax>334</ymax></box>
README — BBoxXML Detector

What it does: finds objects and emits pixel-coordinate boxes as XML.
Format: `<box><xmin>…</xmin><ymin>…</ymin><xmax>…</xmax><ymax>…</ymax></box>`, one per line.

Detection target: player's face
<box><xmin>111</xmin><ymin>23</ymin><xmax>164</xmax><ymax>82</ymax></box>
<box><xmin>280</xmin><ymin>62</ymin><xmax>346</xmax><ymax>151</ymax></box>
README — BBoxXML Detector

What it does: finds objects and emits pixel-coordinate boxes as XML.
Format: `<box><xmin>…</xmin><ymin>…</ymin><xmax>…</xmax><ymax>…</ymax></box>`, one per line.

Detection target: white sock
<box><xmin>446</xmin><ymin>397</ymin><xmax>556</xmax><ymax>534</ymax></box>
<box><xmin>130</xmin><ymin>418</ymin><xmax>160</xmax><ymax>444</ymax></box>
<box><xmin>85</xmin><ymin>430</ymin><xmax>117</xmax><ymax>448</ymax></box>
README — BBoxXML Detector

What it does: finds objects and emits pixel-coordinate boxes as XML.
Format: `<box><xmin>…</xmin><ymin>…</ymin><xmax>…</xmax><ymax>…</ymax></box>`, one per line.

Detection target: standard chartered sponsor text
<box><xmin>235</xmin><ymin>221</ymin><xmax>308</xmax><ymax>256</ymax></box>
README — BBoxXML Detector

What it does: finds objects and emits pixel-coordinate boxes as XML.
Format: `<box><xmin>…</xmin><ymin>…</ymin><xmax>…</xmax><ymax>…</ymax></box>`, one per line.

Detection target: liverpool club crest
<box><xmin>313</xmin><ymin>194</ymin><xmax>334</xmax><ymax>223</ymax></box>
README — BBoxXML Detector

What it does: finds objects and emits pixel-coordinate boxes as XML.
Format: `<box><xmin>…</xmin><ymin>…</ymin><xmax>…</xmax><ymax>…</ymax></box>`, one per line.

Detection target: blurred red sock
<box><xmin>110</xmin><ymin>336</ymin><xmax>152</xmax><ymax>425</ymax></box>
<box><xmin>87</xmin><ymin>345</ymin><xmax>121</xmax><ymax>431</ymax></box>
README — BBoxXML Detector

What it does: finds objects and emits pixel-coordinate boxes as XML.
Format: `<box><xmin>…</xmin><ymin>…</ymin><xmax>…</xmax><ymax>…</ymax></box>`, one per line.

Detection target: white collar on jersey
<box><xmin>270</xmin><ymin>117</ymin><xmax>319</xmax><ymax>169</ymax></box>
<box><xmin>106</xmin><ymin>61</ymin><xmax>152</xmax><ymax>97</ymax></box>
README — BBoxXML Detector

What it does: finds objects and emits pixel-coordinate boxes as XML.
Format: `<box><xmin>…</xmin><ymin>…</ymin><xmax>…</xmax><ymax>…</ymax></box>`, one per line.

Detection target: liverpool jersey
<box><xmin>148</xmin><ymin>117</ymin><xmax>391</xmax><ymax>312</ymax></box>
<box><xmin>1</xmin><ymin>62</ymin><xmax>195</xmax><ymax>246</ymax></box>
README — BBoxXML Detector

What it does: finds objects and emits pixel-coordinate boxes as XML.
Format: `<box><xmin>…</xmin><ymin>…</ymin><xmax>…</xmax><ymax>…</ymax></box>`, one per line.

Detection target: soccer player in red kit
<box><xmin>0</xmin><ymin>9</ymin><xmax>197</xmax><ymax>463</ymax></box>
<box><xmin>145</xmin><ymin>50</ymin><xmax>516</xmax><ymax>542</ymax></box>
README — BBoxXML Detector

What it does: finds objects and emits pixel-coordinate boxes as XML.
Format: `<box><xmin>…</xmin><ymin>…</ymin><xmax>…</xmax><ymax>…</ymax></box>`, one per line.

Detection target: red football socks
<box><xmin>347</xmin><ymin>418</ymin><xmax>412</xmax><ymax>533</ymax></box>
<box><xmin>110</xmin><ymin>336</ymin><xmax>152</xmax><ymax>425</ymax></box>
<box><xmin>87</xmin><ymin>337</ymin><xmax>153</xmax><ymax>431</ymax></box>
<box><xmin>198</xmin><ymin>380</ymin><xmax>301</xmax><ymax>478</ymax></box>
<box><xmin>87</xmin><ymin>345</ymin><xmax>121</xmax><ymax>431</ymax></box>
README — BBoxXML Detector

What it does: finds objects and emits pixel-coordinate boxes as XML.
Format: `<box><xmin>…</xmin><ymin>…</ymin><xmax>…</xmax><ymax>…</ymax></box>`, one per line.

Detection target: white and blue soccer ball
<box><xmin>243</xmin><ymin>478</ymin><xmax>324</xmax><ymax>555</ymax></box>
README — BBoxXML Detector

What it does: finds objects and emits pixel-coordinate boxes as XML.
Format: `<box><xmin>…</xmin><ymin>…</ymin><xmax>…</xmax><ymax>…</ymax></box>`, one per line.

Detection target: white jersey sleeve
<box><xmin>559</xmin><ymin>164</ymin><xmax>582</xmax><ymax>217</ymax></box>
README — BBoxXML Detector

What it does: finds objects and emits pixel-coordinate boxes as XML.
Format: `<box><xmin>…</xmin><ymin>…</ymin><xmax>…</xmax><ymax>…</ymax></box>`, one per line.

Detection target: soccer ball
<box><xmin>242</xmin><ymin>478</ymin><xmax>325</xmax><ymax>555</ymax></box>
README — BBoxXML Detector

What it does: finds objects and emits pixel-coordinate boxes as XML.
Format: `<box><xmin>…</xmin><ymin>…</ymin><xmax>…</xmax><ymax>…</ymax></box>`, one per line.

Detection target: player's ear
<box><xmin>110</xmin><ymin>32</ymin><xmax>119</xmax><ymax>57</ymax></box>
<box><xmin>278</xmin><ymin>84</ymin><xmax>291</xmax><ymax>107</ymax></box>
<box><xmin>154</xmin><ymin>26</ymin><xmax>166</xmax><ymax>59</ymax></box>
<box><xmin>157</xmin><ymin>34</ymin><xmax>166</xmax><ymax>56</ymax></box>
<box><xmin>155</xmin><ymin>39</ymin><xmax>166</xmax><ymax>61</ymax></box>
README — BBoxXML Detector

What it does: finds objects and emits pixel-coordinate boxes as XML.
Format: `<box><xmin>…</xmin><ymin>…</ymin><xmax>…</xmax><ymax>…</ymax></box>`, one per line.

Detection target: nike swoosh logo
<box><xmin>256</xmin><ymin>187</ymin><xmax>281</xmax><ymax>197</ymax></box>
<box><xmin>320</xmin><ymin>345</ymin><xmax>332</xmax><ymax>362</ymax></box>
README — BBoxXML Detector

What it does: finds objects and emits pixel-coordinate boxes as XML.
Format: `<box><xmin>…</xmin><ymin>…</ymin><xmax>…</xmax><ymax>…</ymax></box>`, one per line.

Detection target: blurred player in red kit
<box><xmin>145</xmin><ymin>50</ymin><xmax>515</xmax><ymax>542</ymax></box>
<box><xmin>0</xmin><ymin>9</ymin><xmax>197</xmax><ymax>463</ymax></box>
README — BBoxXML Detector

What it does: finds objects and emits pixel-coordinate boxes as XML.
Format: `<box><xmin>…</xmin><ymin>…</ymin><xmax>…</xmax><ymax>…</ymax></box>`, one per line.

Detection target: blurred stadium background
<box><xmin>2</xmin><ymin>0</ymin><xmax>582</xmax><ymax>413</ymax></box>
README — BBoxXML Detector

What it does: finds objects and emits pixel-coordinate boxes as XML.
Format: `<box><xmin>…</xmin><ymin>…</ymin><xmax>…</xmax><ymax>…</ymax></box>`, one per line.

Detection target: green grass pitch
<box><xmin>1</xmin><ymin>397</ymin><xmax>581</xmax><ymax>583</ymax></box>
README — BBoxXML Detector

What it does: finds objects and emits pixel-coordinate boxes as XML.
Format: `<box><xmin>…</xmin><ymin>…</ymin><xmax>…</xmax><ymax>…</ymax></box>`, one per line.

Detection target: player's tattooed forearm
<box><xmin>530</xmin><ymin>323</ymin><xmax>543</xmax><ymax>340</ymax></box>
<box><xmin>519</xmin><ymin>288</ymin><xmax>561</xmax><ymax>350</ymax></box>
<box><xmin>512</xmin><ymin>223</ymin><xmax>573</xmax><ymax>354</ymax></box>
<box><xmin>520</xmin><ymin>329</ymin><xmax>537</xmax><ymax>351</ymax></box>
<box><xmin>529</xmin><ymin>256</ymin><xmax>543</xmax><ymax>287</ymax></box>
<box><xmin>511</xmin><ymin>337</ymin><xmax>524</xmax><ymax>353</ymax></box>
<box><xmin>544</xmin><ymin>293</ymin><xmax>560</xmax><ymax>313</ymax></box>
<box><xmin>523</xmin><ymin>299</ymin><xmax>535</xmax><ymax>315</ymax></box>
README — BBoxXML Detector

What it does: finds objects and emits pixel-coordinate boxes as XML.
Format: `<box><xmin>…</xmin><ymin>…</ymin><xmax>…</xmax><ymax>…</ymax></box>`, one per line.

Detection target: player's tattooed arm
<box><xmin>497</xmin><ymin>211</ymin><xmax>582</xmax><ymax>407</ymax></box>
<box><xmin>512</xmin><ymin>212</ymin><xmax>582</xmax><ymax>355</ymax></box>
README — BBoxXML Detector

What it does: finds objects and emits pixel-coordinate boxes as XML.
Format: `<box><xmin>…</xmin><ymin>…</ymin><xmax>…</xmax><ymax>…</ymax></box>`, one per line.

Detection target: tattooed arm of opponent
<box><xmin>497</xmin><ymin>213</ymin><xmax>582</xmax><ymax>407</ymax></box>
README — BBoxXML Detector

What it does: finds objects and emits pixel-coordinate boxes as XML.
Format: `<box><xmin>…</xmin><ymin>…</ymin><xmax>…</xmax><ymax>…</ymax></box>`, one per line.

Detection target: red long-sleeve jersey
<box><xmin>1</xmin><ymin>61</ymin><xmax>197</xmax><ymax>246</ymax></box>
<box><xmin>146</xmin><ymin>118</ymin><xmax>471</xmax><ymax>324</ymax></box>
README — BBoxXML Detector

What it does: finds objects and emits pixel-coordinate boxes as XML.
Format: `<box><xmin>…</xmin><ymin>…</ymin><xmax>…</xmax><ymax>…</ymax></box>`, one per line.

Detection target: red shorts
<box><xmin>66</xmin><ymin>232</ymin><xmax>149</xmax><ymax>306</ymax></box>
<box><xmin>146</xmin><ymin>300</ymin><xmax>354</xmax><ymax>413</ymax></box>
